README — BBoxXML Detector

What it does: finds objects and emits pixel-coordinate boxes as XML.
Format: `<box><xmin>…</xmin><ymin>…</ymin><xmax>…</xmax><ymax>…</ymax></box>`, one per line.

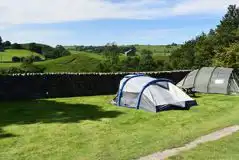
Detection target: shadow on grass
<box><xmin>0</xmin><ymin>100</ymin><xmax>123</xmax><ymax>136</ymax></box>
<box><xmin>0</xmin><ymin>128</ymin><xmax>17</xmax><ymax>139</ymax></box>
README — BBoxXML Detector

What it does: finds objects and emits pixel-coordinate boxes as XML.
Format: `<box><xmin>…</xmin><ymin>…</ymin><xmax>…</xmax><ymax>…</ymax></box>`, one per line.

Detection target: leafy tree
<box><xmin>155</xmin><ymin>59</ymin><xmax>165</xmax><ymax>71</ymax></box>
<box><xmin>0</xmin><ymin>36</ymin><xmax>3</xmax><ymax>52</ymax></box>
<box><xmin>22</xmin><ymin>56</ymin><xmax>34</xmax><ymax>65</ymax></box>
<box><xmin>19</xmin><ymin>56</ymin><xmax>45</xmax><ymax>73</ymax></box>
<box><xmin>194</xmin><ymin>33</ymin><xmax>216</xmax><ymax>68</ymax></box>
<box><xmin>11</xmin><ymin>43</ymin><xmax>22</xmax><ymax>49</ymax></box>
<box><xmin>169</xmin><ymin>5</ymin><xmax>239</xmax><ymax>70</ymax></box>
<box><xmin>213</xmin><ymin>43</ymin><xmax>239</xmax><ymax>68</ymax></box>
<box><xmin>54</xmin><ymin>45</ymin><xmax>71</xmax><ymax>58</ymax></box>
<box><xmin>170</xmin><ymin>40</ymin><xmax>196</xmax><ymax>69</ymax></box>
<box><xmin>103</xmin><ymin>44</ymin><xmax>120</xmax><ymax>65</ymax></box>
<box><xmin>42</xmin><ymin>45</ymin><xmax>70</xmax><ymax>59</ymax></box>
<box><xmin>42</xmin><ymin>45</ymin><xmax>55</xmax><ymax>59</ymax></box>
<box><xmin>29</xmin><ymin>43</ymin><xmax>42</xmax><ymax>54</ymax></box>
<box><xmin>3</xmin><ymin>41</ymin><xmax>11</xmax><ymax>49</ymax></box>
<box><xmin>127</xmin><ymin>46</ymin><xmax>137</xmax><ymax>56</ymax></box>
<box><xmin>139</xmin><ymin>49</ymin><xmax>155</xmax><ymax>71</ymax></box>
<box><xmin>216</xmin><ymin>5</ymin><xmax>239</xmax><ymax>47</ymax></box>
<box><xmin>120</xmin><ymin>56</ymin><xmax>140</xmax><ymax>71</ymax></box>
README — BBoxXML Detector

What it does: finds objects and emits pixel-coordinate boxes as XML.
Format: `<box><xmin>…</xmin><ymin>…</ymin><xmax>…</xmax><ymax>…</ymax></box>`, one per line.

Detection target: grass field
<box><xmin>66</xmin><ymin>45</ymin><xmax>180</xmax><ymax>56</ymax></box>
<box><xmin>0</xmin><ymin>49</ymin><xmax>170</xmax><ymax>72</ymax></box>
<box><xmin>0</xmin><ymin>51</ymin><xmax>103</xmax><ymax>72</ymax></box>
<box><xmin>0</xmin><ymin>94</ymin><xmax>238</xmax><ymax>160</ymax></box>
<box><xmin>169</xmin><ymin>132</ymin><xmax>239</xmax><ymax>160</ymax></box>
<box><xmin>0</xmin><ymin>49</ymin><xmax>44</xmax><ymax>62</ymax></box>
<box><xmin>36</xmin><ymin>51</ymin><xmax>103</xmax><ymax>72</ymax></box>
<box><xmin>135</xmin><ymin>45</ymin><xmax>180</xmax><ymax>56</ymax></box>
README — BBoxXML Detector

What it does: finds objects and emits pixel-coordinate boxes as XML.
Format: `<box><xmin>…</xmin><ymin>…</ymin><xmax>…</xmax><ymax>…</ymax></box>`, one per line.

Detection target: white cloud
<box><xmin>0</xmin><ymin>0</ymin><xmax>164</xmax><ymax>25</ymax></box>
<box><xmin>172</xmin><ymin>0</ymin><xmax>239</xmax><ymax>15</ymax></box>
<box><xmin>0</xmin><ymin>0</ymin><xmax>238</xmax><ymax>26</ymax></box>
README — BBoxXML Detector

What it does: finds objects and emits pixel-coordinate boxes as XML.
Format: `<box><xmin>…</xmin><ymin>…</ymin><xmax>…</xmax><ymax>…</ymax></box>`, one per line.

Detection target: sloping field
<box><xmin>36</xmin><ymin>52</ymin><xmax>102</xmax><ymax>72</ymax></box>
<box><xmin>0</xmin><ymin>49</ymin><xmax>44</xmax><ymax>62</ymax></box>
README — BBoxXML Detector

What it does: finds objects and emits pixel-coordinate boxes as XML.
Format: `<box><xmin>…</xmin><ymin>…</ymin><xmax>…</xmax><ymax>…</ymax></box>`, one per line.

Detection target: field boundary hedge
<box><xmin>0</xmin><ymin>70</ymin><xmax>191</xmax><ymax>100</ymax></box>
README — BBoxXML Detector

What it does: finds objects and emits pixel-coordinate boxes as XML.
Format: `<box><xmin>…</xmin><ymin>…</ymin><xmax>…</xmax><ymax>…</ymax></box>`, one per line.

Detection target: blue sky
<box><xmin>0</xmin><ymin>0</ymin><xmax>238</xmax><ymax>46</ymax></box>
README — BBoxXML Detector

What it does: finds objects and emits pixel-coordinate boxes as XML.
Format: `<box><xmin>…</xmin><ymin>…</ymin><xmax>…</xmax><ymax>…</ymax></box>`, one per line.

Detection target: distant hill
<box><xmin>65</xmin><ymin>44</ymin><xmax>180</xmax><ymax>56</ymax></box>
<box><xmin>0</xmin><ymin>49</ymin><xmax>45</xmax><ymax>62</ymax></box>
<box><xmin>0</xmin><ymin>48</ymin><xmax>173</xmax><ymax>73</ymax></box>
<box><xmin>36</xmin><ymin>51</ymin><xmax>103</xmax><ymax>72</ymax></box>
<box><xmin>21</xmin><ymin>43</ymin><xmax>54</xmax><ymax>49</ymax></box>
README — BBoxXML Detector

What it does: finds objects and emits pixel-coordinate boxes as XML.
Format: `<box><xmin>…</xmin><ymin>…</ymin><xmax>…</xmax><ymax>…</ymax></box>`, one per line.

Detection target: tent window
<box><xmin>215</xmin><ymin>79</ymin><xmax>225</xmax><ymax>84</ymax></box>
<box><xmin>153</xmin><ymin>83</ymin><xmax>169</xmax><ymax>90</ymax></box>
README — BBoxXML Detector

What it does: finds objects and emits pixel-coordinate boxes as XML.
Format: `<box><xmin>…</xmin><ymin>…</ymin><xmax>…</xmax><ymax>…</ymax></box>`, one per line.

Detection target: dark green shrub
<box><xmin>12</xmin><ymin>56</ymin><xmax>21</xmax><ymax>62</ymax></box>
<box><xmin>11</xmin><ymin>43</ymin><xmax>22</xmax><ymax>49</ymax></box>
<box><xmin>33</xmin><ymin>56</ymin><xmax>42</xmax><ymax>62</ymax></box>
<box><xmin>20</xmin><ymin>63</ymin><xmax>45</xmax><ymax>73</ymax></box>
<box><xmin>22</xmin><ymin>56</ymin><xmax>34</xmax><ymax>65</ymax></box>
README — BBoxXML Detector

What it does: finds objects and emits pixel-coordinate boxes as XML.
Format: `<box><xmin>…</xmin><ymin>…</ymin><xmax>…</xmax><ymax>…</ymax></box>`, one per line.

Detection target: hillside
<box><xmin>135</xmin><ymin>45</ymin><xmax>180</xmax><ymax>56</ymax></box>
<box><xmin>66</xmin><ymin>45</ymin><xmax>179</xmax><ymax>56</ymax></box>
<box><xmin>0</xmin><ymin>48</ymin><xmax>170</xmax><ymax>73</ymax></box>
<box><xmin>36</xmin><ymin>51</ymin><xmax>102</xmax><ymax>72</ymax></box>
<box><xmin>0</xmin><ymin>49</ymin><xmax>45</xmax><ymax>62</ymax></box>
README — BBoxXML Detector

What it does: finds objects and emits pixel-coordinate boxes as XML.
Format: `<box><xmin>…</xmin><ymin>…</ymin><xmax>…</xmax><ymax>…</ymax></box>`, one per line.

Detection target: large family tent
<box><xmin>177</xmin><ymin>67</ymin><xmax>239</xmax><ymax>94</ymax></box>
<box><xmin>112</xmin><ymin>74</ymin><xmax>197</xmax><ymax>112</ymax></box>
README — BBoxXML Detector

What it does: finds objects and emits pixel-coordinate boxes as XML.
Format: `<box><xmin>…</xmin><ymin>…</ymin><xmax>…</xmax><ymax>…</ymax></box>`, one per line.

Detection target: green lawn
<box><xmin>0</xmin><ymin>94</ymin><xmax>239</xmax><ymax>160</ymax></box>
<box><xmin>169</xmin><ymin>132</ymin><xmax>239</xmax><ymax>160</ymax></box>
<box><xmin>0</xmin><ymin>49</ymin><xmax>44</xmax><ymax>62</ymax></box>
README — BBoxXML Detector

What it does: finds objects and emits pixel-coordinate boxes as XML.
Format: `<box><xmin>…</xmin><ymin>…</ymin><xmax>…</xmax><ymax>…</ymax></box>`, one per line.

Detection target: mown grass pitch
<box><xmin>0</xmin><ymin>94</ymin><xmax>238</xmax><ymax>160</ymax></box>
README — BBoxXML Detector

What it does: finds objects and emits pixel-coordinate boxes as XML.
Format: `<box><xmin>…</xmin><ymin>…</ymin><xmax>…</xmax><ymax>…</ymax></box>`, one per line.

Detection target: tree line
<box><xmin>0</xmin><ymin>39</ymin><xmax>70</xmax><ymax>60</ymax></box>
<box><xmin>69</xmin><ymin>43</ymin><xmax>137</xmax><ymax>56</ymax></box>
<box><xmin>168</xmin><ymin>5</ymin><xmax>239</xmax><ymax>69</ymax></box>
<box><xmin>92</xmin><ymin>5</ymin><xmax>239</xmax><ymax>72</ymax></box>
<box><xmin>98</xmin><ymin>44</ymin><xmax>164</xmax><ymax>72</ymax></box>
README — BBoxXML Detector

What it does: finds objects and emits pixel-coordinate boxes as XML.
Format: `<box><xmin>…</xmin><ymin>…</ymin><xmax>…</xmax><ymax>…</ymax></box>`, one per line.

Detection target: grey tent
<box><xmin>112</xmin><ymin>74</ymin><xmax>197</xmax><ymax>112</ymax></box>
<box><xmin>177</xmin><ymin>67</ymin><xmax>239</xmax><ymax>94</ymax></box>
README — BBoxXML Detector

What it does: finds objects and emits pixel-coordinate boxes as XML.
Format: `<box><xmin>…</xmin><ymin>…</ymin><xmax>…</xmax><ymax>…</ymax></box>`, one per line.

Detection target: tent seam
<box><xmin>193</xmin><ymin>68</ymin><xmax>202</xmax><ymax>88</ymax></box>
<box><xmin>207</xmin><ymin>67</ymin><xmax>218</xmax><ymax>93</ymax></box>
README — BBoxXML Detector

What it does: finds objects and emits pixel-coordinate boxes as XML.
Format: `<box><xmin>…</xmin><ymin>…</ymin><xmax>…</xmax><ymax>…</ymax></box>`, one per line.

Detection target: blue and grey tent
<box><xmin>112</xmin><ymin>74</ymin><xmax>197</xmax><ymax>112</ymax></box>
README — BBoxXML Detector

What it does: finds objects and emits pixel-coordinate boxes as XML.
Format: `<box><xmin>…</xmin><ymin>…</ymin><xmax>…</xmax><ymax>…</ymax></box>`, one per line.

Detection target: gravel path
<box><xmin>139</xmin><ymin>125</ymin><xmax>239</xmax><ymax>160</ymax></box>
